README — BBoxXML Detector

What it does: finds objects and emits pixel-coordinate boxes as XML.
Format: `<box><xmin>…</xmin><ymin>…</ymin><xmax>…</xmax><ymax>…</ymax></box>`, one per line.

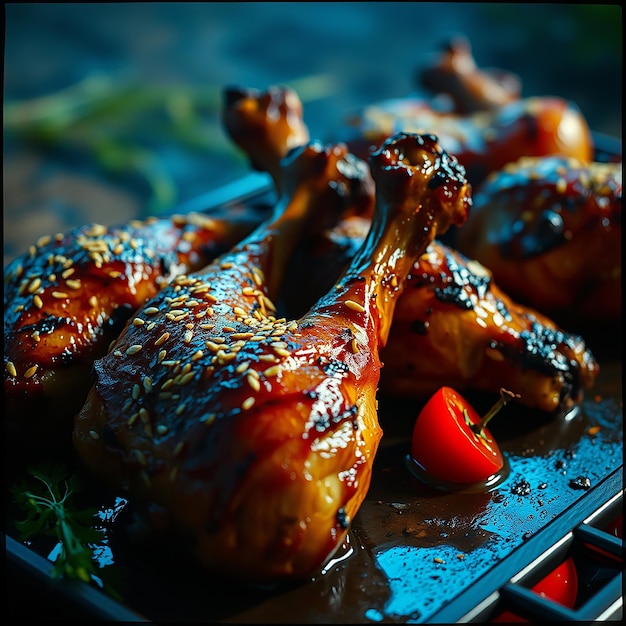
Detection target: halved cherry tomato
<box><xmin>492</xmin><ymin>557</ymin><xmax>578</xmax><ymax>622</ymax></box>
<box><xmin>410</xmin><ymin>386</ymin><xmax>511</xmax><ymax>484</ymax></box>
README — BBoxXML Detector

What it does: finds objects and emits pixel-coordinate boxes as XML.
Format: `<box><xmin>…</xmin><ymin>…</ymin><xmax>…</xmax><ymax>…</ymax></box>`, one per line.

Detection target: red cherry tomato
<box><xmin>492</xmin><ymin>557</ymin><xmax>578</xmax><ymax>622</ymax></box>
<box><xmin>410</xmin><ymin>386</ymin><xmax>504</xmax><ymax>484</ymax></box>
<box><xmin>533</xmin><ymin>556</ymin><xmax>578</xmax><ymax>606</ymax></box>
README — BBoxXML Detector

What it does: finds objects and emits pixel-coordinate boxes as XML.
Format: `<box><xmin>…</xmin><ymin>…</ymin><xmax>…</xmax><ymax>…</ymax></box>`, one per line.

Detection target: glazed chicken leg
<box><xmin>4</xmin><ymin>212</ymin><xmax>257</xmax><ymax>447</ymax></box>
<box><xmin>223</xmin><ymin>85</ymin><xmax>599</xmax><ymax>413</ymax></box>
<box><xmin>73</xmin><ymin>133</ymin><xmax>470</xmax><ymax>581</ymax></box>
<box><xmin>455</xmin><ymin>155</ymin><xmax>622</xmax><ymax>327</ymax></box>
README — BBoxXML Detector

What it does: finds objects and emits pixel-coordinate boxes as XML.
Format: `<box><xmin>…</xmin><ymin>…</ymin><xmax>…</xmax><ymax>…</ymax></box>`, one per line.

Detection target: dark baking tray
<box><xmin>4</xmin><ymin>137</ymin><xmax>622</xmax><ymax>623</ymax></box>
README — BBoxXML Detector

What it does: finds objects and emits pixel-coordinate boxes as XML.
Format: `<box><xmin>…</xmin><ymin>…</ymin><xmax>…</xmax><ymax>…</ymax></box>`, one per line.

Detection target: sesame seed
<box><xmin>259</xmin><ymin>354</ymin><xmax>277</xmax><ymax>363</ymax></box>
<box><xmin>263</xmin><ymin>365</ymin><xmax>280</xmax><ymax>378</ymax></box>
<box><xmin>24</xmin><ymin>365</ymin><xmax>38</xmax><ymax>379</ymax></box>
<box><xmin>132</xmin><ymin>317</ymin><xmax>145</xmax><ymax>326</ymax></box>
<box><xmin>191</xmin><ymin>350</ymin><xmax>204</xmax><ymax>361</ymax></box>
<box><xmin>345</xmin><ymin>299</ymin><xmax>365</xmax><ymax>313</ymax></box>
<box><xmin>27</xmin><ymin>278</ymin><xmax>42</xmax><ymax>293</ymax></box>
<box><xmin>143</xmin><ymin>376</ymin><xmax>153</xmax><ymax>392</ymax></box>
<box><xmin>51</xmin><ymin>291</ymin><xmax>69</xmax><ymax>299</ymax></box>
<box><xmin>351</xmin><ymin>338</ymin><xmax>360</xmax><ymax>353</ymax></box>
<box><xmin>128</xmin><ymin>413</ymin><xmax>139</xmax><ymax>426</ymax></box>
<box><xmin>6</xmin><ymin>361</ymin><xmax>17</xmax><ymax>377</ymax></box>
<box><xmin>136</xmin><ymin>450</ymin><xmax>148</xmax><ymax>466</ymax></box>
<box><xmin>179</xmin><ymin>371</ymin><xmax>195</xmax><ymax>385</ymax></box>
<box><xmin>89</xmin><ymin>295</ymin><xmax>98</xmax><ymax>308</ymax></box>
<box><xmin>175</xmin><ymin>403</ymin><xmax>187</xmax><ymax>416</ymax></box>
<box><xmin>273</xmin><ymin>346</ymin><xmax>291</xmax><ymax>357</ymax></box>
<box><xmin>247</xmin><ymin>374</ymin><xmax>261</xmax><ymax>392</ymax></box>
<box><xmin>235</xmin><ymin>361</ymin><xmax>250</xmax><ymax>374</ymax></box>
<box><xmin>252</xmin><ymin>267</ymin><xmax>264</xmax><ymax>286</ymax></box>
<box><xmin>33</xmin><ymin>295</ymin><xmax>43</xmax><ymax>309</ymax></box>
<box><xmin>65</xmin><ymin>278</ymin><xmax>82</xmax><ymax>290</ymax></box>
<box><xmin>173</xmin><ymin>442</ymin><xmax>185</xmax><ymax>456</ymax></box>
<box><xmin>216</xmin><ymin>350</ymin><xmax>237</xmax><ymax>363</ymax></box>
<box><xmin>242</xmin><ymin>397</ymin><xmax>255</xmax><ymax>410</ymax></box>
<box><xmin>144</xmin><ymin>306</ymin><xmax>160</xmax><ymax>315</ymax></box>
<box><xmin>132</xmin><ymin>383</ymin><xmax>141</xmax><ymax>400</ymax></box>
<box><xmin>183</xmin><ymin>330</ymin><xmax>193</xmax><ymax>343</ymax></box>
<box><xmin>156</xmin><ymin>424</ymin><xmax>169</xmax><ymax>435</ymax></box>
<box><xmin>89</xmin><ymin>430</ymin><xmax>100</xmax><ymax>440</ymax></box>
<box><xmin>126</xmin><ymin>344</ymin><xmax>143</xmax><ymax>355</ymax></box>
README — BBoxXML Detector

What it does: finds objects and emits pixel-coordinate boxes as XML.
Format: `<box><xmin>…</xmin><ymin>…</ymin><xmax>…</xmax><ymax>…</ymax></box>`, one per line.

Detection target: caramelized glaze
<box><xmin>73</xmin><ymin>133</ymin><xmax>470</xmax><ymax>581</ymax></box>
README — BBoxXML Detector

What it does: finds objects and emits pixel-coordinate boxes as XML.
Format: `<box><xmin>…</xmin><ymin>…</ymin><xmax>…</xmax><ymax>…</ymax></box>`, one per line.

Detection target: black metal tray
<box><xmin>4</xmin><ymin>142</ymin><xmax>622</xmax><ymax>623</ymax></box>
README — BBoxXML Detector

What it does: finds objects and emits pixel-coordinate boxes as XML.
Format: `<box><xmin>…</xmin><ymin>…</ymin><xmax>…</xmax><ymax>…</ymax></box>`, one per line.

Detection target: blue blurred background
<box><xmin>3</xmin><ymin>2</ymin><xmax>622</xmax><ymax>265</ymax></box>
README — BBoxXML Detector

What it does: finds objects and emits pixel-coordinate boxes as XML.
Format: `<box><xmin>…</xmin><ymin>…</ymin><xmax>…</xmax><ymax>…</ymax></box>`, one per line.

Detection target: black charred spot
<box><xmin>494</xmin><ymin>298</ymin><xmax>513</xmax><ymax>322</ymax></box>
<box><xmin>410</xmin><ymin>319</ymin><xmax>429</xmax><ymax>335</ymax></box>
<box><xmin>337</xmin><ymin>507</ymin><xmax>350</xmax><ymax>529</ymax></box>
<box><xmin>340</xmin><ymin>328</ymin><xmax>355</xmax><ymax>341</ymax></box>
<box><xmin>428</xmin><ymin>170</ymin><xmax>449</xmax><ymax>190</ymax></box>
<box><xmin>107</xmin><ymin>304</ymin><xmax>135</xmax><ymax>334</ymax></box>
<box><xmin>323</xmin><ymin>360</ymin><xmax>350</xmax><ymax>377</ymax></box>
<box><xmin>501</xmin><ymin>207</ymin><xmax>568</xmax><ymax>259</ymax></box>
<box><xmin>344</xmin><ymin>275</ymin><xmax>367</xmax><ymax>286</ymax></box>
<box><xmin>432</xmin><ymin>250</ymin><xmax>491</xmax><ymax>310</ymax></box>
<box><xmin>102</xmin><ymin>424</ymin><xmax>119</xmax><ymax>448</ymax></box>
<box><xmin>20</xmin><ymin>314</ymin><xmax>69</xmax><ymax>336</ymax></box>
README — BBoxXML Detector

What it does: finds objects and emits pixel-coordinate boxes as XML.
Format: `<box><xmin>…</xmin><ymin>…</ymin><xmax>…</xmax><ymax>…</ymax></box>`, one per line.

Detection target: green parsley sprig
<box><xmin>11</xmin><ymin>464</ymin><xmax>105</xmax><ymax>583</ymax></box>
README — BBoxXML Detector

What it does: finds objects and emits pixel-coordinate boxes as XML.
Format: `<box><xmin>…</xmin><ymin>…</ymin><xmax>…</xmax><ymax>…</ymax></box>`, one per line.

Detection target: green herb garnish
<box><xmin>11</xmin><ymin>464</ymin><xmax>105</xmax><ymax>583</ymax></box>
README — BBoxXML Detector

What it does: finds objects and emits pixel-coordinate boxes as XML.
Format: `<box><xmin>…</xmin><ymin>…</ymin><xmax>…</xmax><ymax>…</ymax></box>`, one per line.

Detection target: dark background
<box><xmin>3</xmin><ymin>2</ymin><xmax>622</xmax><ymax>264</ymax></box>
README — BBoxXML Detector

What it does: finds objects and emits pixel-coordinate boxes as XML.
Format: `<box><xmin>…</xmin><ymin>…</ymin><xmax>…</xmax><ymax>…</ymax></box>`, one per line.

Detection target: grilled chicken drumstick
<box><xmin>73</xmin><ymin>133</ymin><xmax>470</xmax><ymax>581</ymax></box>
<box><xmin>223</xmin><ymin>85</ymin><xmax>599</xmax><ymax>413</ymax></box>
<box><xmin>4</xmin><ymin>213</ymin><xmax>257</xmax><ymax>446</ymax></box>
<box><xmin>417</xmin><ymin>35</ymin><xmax>522</xmax><ymax>114</ymax></box>
<box><xmin>342</xmin><ymin>96</ymin><xmax>593</xmax><ymax>188</ymax></box>
<box><xmin>455</xmin><ymin>155</ymin><xmax>622</xmax><ymax>327</ymax></box>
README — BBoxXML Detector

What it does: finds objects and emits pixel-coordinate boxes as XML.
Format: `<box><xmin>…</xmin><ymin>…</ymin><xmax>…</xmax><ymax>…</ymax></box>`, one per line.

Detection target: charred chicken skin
<box><xmin>223</xmin><ymin>85</ymin><xmax>599</xmax><ymax>413</ymax></box>
<box><xmin>73</xmin><ymin>133</ymin><xmax>471</xmax><ymax>581</ymax></box>
<box><xmin>342</xmin><ymin>96</ymin><xmax>593</xmax><ymax>188</ymax></box>
<box><xmin>455</xmin><ymin>156</ymin><xmax>622</xmax><ymax>327</ymax></box>
<box><xmin>4</xmin><ymin>213</ymin><xmax>257</xmax><ymax>446</ymax></box>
